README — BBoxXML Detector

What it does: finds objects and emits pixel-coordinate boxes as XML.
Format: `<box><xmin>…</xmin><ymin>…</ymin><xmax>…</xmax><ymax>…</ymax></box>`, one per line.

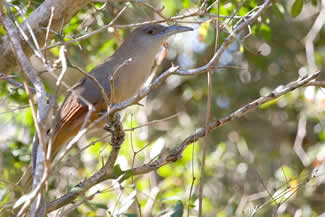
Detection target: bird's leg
<box><xmin>99</xmin><ymin>110</ymin><xmax>120</xmax><ymax>130</ymax></box>
<box><xmin>99</xmin><ymin>110</ymin><xmax>125</xmax><ymax>147</ymax></box>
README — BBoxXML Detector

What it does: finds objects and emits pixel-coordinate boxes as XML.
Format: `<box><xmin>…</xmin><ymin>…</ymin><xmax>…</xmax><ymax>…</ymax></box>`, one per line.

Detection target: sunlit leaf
<box><xmin>291</xmin><ymin>0</ymin><xmax>304</xmax><ymax>17</ymax></box>
<box><xmin>135</xmin><ymin>177</ymin><xmax>150</xmax><ymax>192</ymax></box>
<box><xmin>0</xmin><ymin>188</ymin><xmax>9</xmax><ymax>205</ymax></box>
<box><xmin>158</xmin><ymin>164</ymin><xmax>173</xmax><ymax>177</ymax></box>
<box><xmin>163</xmin><ymin>0</ymin><xmax>177</xmax><ymax>16</ymax></box>
<box><xmin>259</xmin><ymin>98</ymin><xmax>279</xmax><ymax>109</ymax></box>
<box><xmin>272</xmin><ymin>3</ymin><xmax>285</xmax><ymax>19</ymax></box>
<box><xmin>275</xmin><ymin>165</ymin><xmax>296</xmax><ymax>181</ymax></box>
<box><xmin>198</xmin><ymin>21</ymin><xmax>215</xmax><ymax>45</ymax></box>
<box><xmin>261</xmin><ymin>23</ymin><xmax>272</xmax><ymax>41</ymax></box>
<box><xmin>182</xmin><ymin>0</ymin><xmax>191</xmax><ymax>8</ymax></box>
<box><xmin>113</xmin><ymin>164</ymin><xmax>123</xmax><ymax>177</ymax></box>
<box><xmin>88</xmin><ymin>140</ymin><xmax>105</xmax><ymax>154</ymax></box>
<box><xmin>238</xmin><ymin>6</ymin><xmax>249</xmax><ymax>16</ymax></box>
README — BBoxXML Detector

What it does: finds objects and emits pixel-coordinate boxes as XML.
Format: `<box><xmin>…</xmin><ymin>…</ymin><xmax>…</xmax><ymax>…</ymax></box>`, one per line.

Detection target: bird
<box><xmin>18</xmin><ymin>24</ymin><xmax>193</xmax><ymax>189</ymax></box>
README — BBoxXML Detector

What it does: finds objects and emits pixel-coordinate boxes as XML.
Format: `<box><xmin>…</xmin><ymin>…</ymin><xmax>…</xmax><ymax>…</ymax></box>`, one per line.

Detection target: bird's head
<box><xmin>119</xmin><ymin>24</ymin><xmax>193</xmax><ymax>56</ymax></box>
<box><xmin>135</xmin><ymin>24</ymin><xmax>193</xmax><ymax>40</ymax></box>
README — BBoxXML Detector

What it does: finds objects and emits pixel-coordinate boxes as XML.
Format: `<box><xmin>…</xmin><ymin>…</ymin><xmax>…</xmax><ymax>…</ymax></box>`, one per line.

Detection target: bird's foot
<box><xmin>101</xmin><ymin>112</ymin><xmax>121</xmax><ymax>130</ymax></box>
<box><xmin>100</xmin><ymin>111</ymin><xmax>124</xmax><ymax>147</ymax></box>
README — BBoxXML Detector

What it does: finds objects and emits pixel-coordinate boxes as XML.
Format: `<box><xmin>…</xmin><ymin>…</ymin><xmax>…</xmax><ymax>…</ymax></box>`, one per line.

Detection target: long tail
<box><xmin>17</xmin><ymin>111</ymin><xmax>104</xmax><ymax>192</ymax></box>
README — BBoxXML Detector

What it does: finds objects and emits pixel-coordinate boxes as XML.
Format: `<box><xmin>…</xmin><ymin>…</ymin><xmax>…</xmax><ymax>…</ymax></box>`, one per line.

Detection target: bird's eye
<box><xmin>146</xmin><ymin>29</ymin><xmax>156</xmax><ymax>35</ymax></box>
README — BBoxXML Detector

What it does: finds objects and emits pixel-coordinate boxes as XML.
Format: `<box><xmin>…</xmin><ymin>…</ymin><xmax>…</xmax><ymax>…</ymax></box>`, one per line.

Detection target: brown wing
<box><xmin>51</xmin><ymin>91</ymin><xmax>106</xmax><ymax>158</ymax></box>
<box><xmin>55</xmin><ymin>91</ymin><xmax>86</xmax><ymax>132</ymax></box>
<box><xmin>51</xmin><ymin>64</ymin><xmax>112</xmax><ymax>157</ymax></box>
<box><xmin>50</xmin><ymin>92</ymin><xmax>86</xmax><ymax>156</ymax></box>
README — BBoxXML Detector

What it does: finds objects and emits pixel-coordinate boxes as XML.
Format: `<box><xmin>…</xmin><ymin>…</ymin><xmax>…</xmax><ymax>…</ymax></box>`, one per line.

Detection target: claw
<box><xmin>103</xmin><ymin>113</ymin><xmax>121</xmax><ymax>132</ymax></box>
<box><xmin>103</xmin><ymin>125</ymin><xmax>112</xmax><ymax>132</ymax></box>
<box><xmin>102</xmin><ymin>113</ymin><xmax>124</xmax><ymax>147</ymax></box>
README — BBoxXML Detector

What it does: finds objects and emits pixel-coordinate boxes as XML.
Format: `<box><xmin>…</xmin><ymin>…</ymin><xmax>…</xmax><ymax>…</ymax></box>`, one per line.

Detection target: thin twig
<box><xmin>23</xmin><ymin>81</ymin><xmax>47</xmax><ymax>171</ymax></box>
<box><xmin>120</xmin><ymin>72</ymin><xmax>320</xmax><ymax>178</ymax></box>
<box><xmin>43</xmin><ymin>6</ymin><xmax>55</xmax><ymax>49</ymax></box>
<box><xmin>187</xmin><ymin>141</ymin><xmax>196</xmax><ymax>217</ymax></box>
<box><xmin>0</xmin><ymin>3</ymin><xmax>52</xmax><ymax>216</ymax></box>
<box><xmin>175</xmin><ymin>0</ymin><xmax>272</xmax><ymax>76</ymax></box>
<box><xmin>5</xmin><ymin>2</ymin><xmax>46</xmax><ymax>64</ymax></box>
<box><xmin>124</xmin><ymin>112</ymin><xmax>180</xmax><ymax>131</ymax></box>
<box><xmin>134</xmin><ymin>0</ymin><xmax>167</xmax><ymax>20</ymax></box>
<box><xmin>198</xmin><ymin>1</ymin><xmax>219</xmax><ymax>215</ymax></box>
<box><xmin>304</xmin><ymin>0</ymin><xmax>325</xmax><ymax>73</ymax></box>
<box><xmin>46</xmin><ymin>71</ymin><xmax>320</xmax><ymax>213</ymax></box>
<box><xmin>14</xmin><ymin>1</ymin><xmax>273</xmax><ymax>213</ymax></box>
<box><xmin>293</xmin><ymin>114</ymin><xmax>310</xmax><ymax>166</ymax></box>
<box><xmin>305</xmin><ymin>80</ymin><xmax>325</xmax><ymax>88</ymax></box>
<box><xmin>70</xmin><ymin>59</ymin><xmax>111</xmax><ymax>107</ymax></box>
<box><xmin>45</xmin><ymin>6</ymin><xmax>207</xmax><ymax>50</ymax></box>
<box><xmin>110</xmin><ymin>58</ymin><xmax>133</xmax><ymax>103</ymax></box>
<box><xmin>45</xmin><ymin>3</ymin><xmax>130</xmax><ymax>50</ymax></box>
<box><xmin>0</xmin><ymin>72</ymin><xmax>36</xmax><ymax>93</ymax></box>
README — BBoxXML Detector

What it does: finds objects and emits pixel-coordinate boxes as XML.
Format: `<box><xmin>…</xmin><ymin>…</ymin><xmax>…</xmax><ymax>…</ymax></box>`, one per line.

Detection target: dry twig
<box><xmin>47</xmin><ymin>71</ymin><xmax>320</xmax><ymax>212</ymax></box>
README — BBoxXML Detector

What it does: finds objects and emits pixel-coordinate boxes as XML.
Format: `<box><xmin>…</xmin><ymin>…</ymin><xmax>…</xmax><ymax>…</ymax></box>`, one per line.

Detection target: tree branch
<box><xmin>44</xmin><ymin>0</ymin><xmax>275</xmax><ymax>211</ymax></box>
<box><xmin>0</xmin><ymin>1</ymin><xmax>52</xmax><ymax>216</ymax></box>
<box><xmin>0</xmin><ymin>0</ymin><xmax>93</xmax><ymax>74</ymax></box>
<box><xmin>47</xmin><ymin>71</ymin><xmax>320</xmax><ymax>212</ymax></box>
<box><xmin>122</xmin><ymin>72</ymin><xmax>320</xmax><ymax>177</ymax></box>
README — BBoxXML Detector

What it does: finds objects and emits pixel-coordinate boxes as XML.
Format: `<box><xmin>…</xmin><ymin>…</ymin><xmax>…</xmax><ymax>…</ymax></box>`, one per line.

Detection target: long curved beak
<box><xmin>162</xmin><ymin>25</ymin><xmax>193</xmax><ymax>36</ymax></box>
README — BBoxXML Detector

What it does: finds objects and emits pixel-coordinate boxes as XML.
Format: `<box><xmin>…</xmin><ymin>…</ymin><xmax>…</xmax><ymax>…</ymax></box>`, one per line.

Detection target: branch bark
<box><xmin>0</xmin><ymin>0</ymin><xmax>93</xmax><ymax>74</ymax></box>
<box><xmin>47</xmin><ymin>71</ymin><xmax>320</xmax><ymax>212</ymax></box>
<box><xmin>0</xmin><ymin>1</ymin><xmax>51</xmax><ymax>216</ymax></box>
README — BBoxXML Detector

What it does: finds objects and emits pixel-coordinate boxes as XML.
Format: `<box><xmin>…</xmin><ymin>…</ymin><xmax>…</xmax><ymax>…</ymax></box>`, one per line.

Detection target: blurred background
<box><xmin>1</xmin><ymin>0</ymin><xmax>325</xmax><ymax>216</ymax></box>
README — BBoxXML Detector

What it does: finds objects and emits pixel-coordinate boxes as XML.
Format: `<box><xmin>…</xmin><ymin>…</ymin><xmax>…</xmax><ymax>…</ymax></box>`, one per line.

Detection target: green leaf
<box><xmin>260</xmin><ymin>23</ymin><xmax>272</xmax><ymax>41</ymax></box>
<box><xmin>197</xmin><ymin>21</ymin><xmax>215</xmax><ymax>45</ymax></box>
<box><xmin>259</xmin><ymin>98</ymin><xmax>279</xmax><ymax>109</ymax></box>
<box><xmin>113</xmin><ymin>164</ymin><xmax>123</xmax><ymax>176</ymax></box>
<box><xmin>318</xmin><ymin>130</ymin><xmax>325</xmax><ymax>141</ymax></box>
<box><xmin>290</xmin><ymin>0</ymin><xmax>304</xmax><ymax>17</ymax></box>
<box><xmin>275</xmin><ymin>165</ymin><xmax>296</xmax><ymax>181</ymax></box>
<box><xmin>163</xmin><ymin>0</ymin><xmax>177</xmax><ymax>16</ymax></box>
<box><xmin>158</xmin><ymin>164</ymin><xmax>173</xmax><ymax>177</ymax></box>
<box><xmin>182</xmin><ymin>0</ymin><xmax>191</xmax><ymax>8</ymax></box>
<box><xmin>238</xmin><ymin>6</ymin><xmax>249</xmax><ymax>16</ymax></box>
<box><xmin>92</xmin><ymin>203</ymin><xmax>108</xmax><ymax>209</ymax></box>
<box><xmin>272</xmin><ymin>3</ymin><xmax>285</xmax><ymax>19</ymax></box>
<box><xmin>312</xmin><ymin>0</ymin><xmax>318</xmax><ymax>6</ymax></box>
<box><xmin>123</xmin><ymin>169</ymin><xmax>134</xmax><ymax>180</ymax></box>
<box><xmin>171</xmin><ymin>201</ymin><xmax>184</xmax><ymax>217</ymax></box>
<box><xmin>0</xmin><ymin>188</ymin><xmax>9</xmax><ymax>205</ymax></box>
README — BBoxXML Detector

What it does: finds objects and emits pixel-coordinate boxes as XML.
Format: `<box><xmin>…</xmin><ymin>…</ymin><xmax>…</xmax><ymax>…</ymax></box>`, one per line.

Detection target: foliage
<box><xmin>0</xmin><ymin>0</ymin><xmax>325</xmax><ymax>217</ymax></box>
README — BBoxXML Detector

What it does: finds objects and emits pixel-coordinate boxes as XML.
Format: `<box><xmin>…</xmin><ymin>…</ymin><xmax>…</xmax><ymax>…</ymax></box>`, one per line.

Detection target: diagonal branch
<box><xmin>175</xmin><ymin>0</ymin><xmax>272</xmax><ymax>76</ymax></box>
<box><xmin>47</xmin><ymin>71</ymin><xmax>320</xmax><ymax>212</ymax></box>
<box><xmin>0</xmin><ymin>1</ymin><xmax>52</xmax><ymax>216</ymax></box>
<box><xmin>0</xmin><ymin>0</ymin><xmax>93</xmax><ymax>74</ymax></box>
<box><xmin>122</xmin><ymin>72</ymin><xmax>320</xmax><ymax>177</ymax></box>
<box><xmin>44</xmin><ymin>1</ymin><xmax>275</xmax><ymax>211</ymax></box>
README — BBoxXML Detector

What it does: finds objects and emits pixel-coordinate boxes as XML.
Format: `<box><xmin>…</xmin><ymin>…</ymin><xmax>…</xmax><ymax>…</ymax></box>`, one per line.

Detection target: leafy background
<box><xmin>1</xmin><ymin>0</ymin><xmax>325</xmax><ymax>216</ymax></box>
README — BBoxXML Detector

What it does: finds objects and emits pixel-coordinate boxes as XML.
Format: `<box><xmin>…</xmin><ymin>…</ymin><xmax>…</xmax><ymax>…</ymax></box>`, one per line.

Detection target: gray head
<box><xmin>116</xmin><ymin>24</ymin><xmax>193</xmax><ymax>57</ymax></box>
<box><xmin>131</xmin><ymin>24</ymin><xmax>193</xmax><ymax>40</ymax></box>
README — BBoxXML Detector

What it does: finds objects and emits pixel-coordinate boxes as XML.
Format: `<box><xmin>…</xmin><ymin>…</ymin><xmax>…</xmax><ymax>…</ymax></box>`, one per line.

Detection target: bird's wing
<box><xmin>54</xmin><ymin>62</ymin><xmax>114</xmax><ymax>135</ymax></box>
<box><xmin>54</xmin><ymin>89</ymin><xmax>89</xmax><ymax>134</ymax></box>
